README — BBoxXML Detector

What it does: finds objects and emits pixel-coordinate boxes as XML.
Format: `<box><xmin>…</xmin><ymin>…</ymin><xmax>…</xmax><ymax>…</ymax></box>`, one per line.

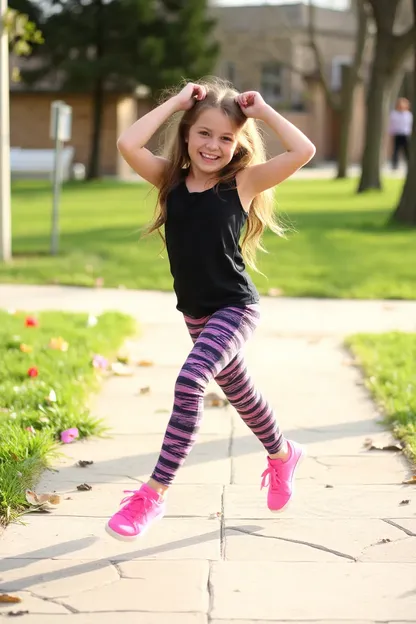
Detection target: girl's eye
<box><xmin>199</xmin><ymin>131</ymin><xmax>209</xmax><ymax>136</ymax></box>
<box><xmin>222</xmin><ymin>137</ymin><xmax>232</xmax><ymax>142</ymax></box>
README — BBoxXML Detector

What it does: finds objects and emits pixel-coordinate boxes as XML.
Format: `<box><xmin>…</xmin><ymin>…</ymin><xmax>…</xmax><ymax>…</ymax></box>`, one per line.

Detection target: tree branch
<box><xmin>349</xmin><ymin>0</ymin><xmax>372</xmax><ymax>84</ymax></box>
<box><xmin>391</xmin><ymin>23</ymin><xmax>416</xmax><ymax>71</ymax></box>
<box><xmin>307</xmin><ymin>0</ymin><xmax>340</xmax><ymax>110</ymax></box>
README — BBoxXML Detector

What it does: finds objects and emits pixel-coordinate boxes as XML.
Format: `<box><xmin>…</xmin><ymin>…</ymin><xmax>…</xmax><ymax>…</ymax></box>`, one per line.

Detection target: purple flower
<box><xmin>92</xmin><ymin>354</ymin><xmax>108</xmax><ymax>370</ymax></box>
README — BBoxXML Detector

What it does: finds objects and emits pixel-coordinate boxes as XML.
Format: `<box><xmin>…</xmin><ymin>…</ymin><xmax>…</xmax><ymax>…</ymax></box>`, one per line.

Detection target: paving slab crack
<box><xmin>109</xmin><ymin>560</ymin><xmax>125</xmax><ymax>579</ymax></box>
<box><xmin>382</xmin><ymin>518</ymin><xmax>416</xmax><ymax>536</ymax></box>
<box><xmin>207</xmin><ymin>561</ymin><xmax>214</xmax><ymax>622</ymax></box>
<box><xmin>220</xmin><ymin>486</ymin><xmax>226</xmax><ymax>560</ymax></box>
<box><xmin>227</xmin><ymin>526</ymin><xmax>357</xmax><ymax>561</ymax></box>
<box><xmin>28</xmin><ymin>590</ymin><xmax>79</xmax><ymax>614</ymax></box>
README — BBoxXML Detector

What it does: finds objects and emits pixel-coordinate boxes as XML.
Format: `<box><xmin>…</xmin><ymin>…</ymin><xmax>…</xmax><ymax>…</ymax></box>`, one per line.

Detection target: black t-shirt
<box><xmin>164</xmin><ymin>177</ymin><xmax>259</xmax><ymax>318</ymax></box>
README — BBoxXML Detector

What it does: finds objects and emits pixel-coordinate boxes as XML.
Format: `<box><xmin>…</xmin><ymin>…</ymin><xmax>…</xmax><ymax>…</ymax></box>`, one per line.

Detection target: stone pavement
<box><xmin>1</xmin><ymin>285</ymin><xmax>416</xmax><ymax>623</ymax></box>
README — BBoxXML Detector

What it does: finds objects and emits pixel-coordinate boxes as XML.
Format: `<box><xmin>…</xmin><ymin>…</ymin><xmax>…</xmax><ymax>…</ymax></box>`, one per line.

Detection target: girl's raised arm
<box><xmin>236</xmin><ymin>91</ymin><xmax>316</xmax><ymax>201</ymax></box>
<box><xmin>117</xmin><ymin>83</ymin><xmax>206</xmax><ymax>187</ymax></box>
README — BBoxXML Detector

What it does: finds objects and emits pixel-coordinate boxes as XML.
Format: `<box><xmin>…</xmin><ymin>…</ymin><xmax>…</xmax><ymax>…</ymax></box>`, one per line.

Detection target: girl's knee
<box><xmin>175</xmin><ymin>362</ymin><xmax>209</xmax><ymax>396</ymax></box>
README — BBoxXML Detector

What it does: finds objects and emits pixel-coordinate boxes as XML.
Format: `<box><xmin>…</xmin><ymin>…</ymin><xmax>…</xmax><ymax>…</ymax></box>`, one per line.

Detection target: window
<box><xmin>261</xmin><ymin>62</ymin><xmax>283</xmax><ymax>105</ymax></box>
<box><xmin>331</xmin><ymin>56</ymin><xmax>351</xmax><ymax>91</ymax></box>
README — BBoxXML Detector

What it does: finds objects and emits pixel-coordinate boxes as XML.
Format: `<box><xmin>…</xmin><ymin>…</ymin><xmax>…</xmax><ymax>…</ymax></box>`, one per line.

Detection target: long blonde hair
<box><xmin>146</xmin><ymin>76</ymin><xmax>285</xmax><ymax>272</ymax></box>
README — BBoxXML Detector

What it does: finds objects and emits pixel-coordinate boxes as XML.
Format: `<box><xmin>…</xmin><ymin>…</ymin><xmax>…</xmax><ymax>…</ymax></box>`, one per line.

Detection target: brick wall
<box><xmin>10</xmin><ymin>92</ymin><xmax>121</xmax><ymax>175</ymax></box>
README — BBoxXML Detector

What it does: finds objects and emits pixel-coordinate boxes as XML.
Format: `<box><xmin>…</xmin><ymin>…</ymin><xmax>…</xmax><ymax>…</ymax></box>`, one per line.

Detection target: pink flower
<box><xmin>92</xmin><ymin>354</ymin><xmax>108</xmax><ymax>370</ymax></box>
<box><xmin>28</xmin><ymin>366</ymin><xmax>39</xmax><ymax>377</ymax></box>
<box><xmin>25</xmin><ymin>426</ymin><xmax>36</xmax><ymax>435</ymax></box>
<box><xmin>25</xmin><ymin>316</ymin><xmax>39</xmax><ymax>327</ymax></box>
<box><xmin>60</xmin><ymin>427</ymin><xmax>79</xmax><ymax>444</ymax></box>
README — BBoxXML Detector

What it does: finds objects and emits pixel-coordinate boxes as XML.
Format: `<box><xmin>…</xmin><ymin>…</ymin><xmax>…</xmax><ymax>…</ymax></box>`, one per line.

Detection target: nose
<box><xmin>205</xmin><ymin>138</ymin><xmax>219</xmax><ymax>152</ymax></box>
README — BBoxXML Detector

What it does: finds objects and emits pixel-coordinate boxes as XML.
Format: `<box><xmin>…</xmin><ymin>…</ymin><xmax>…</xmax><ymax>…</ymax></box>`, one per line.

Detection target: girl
<box><xmin>106</xmin><ymin>77</ymin><xmax>316</xmax><ymax>541</ymax></box>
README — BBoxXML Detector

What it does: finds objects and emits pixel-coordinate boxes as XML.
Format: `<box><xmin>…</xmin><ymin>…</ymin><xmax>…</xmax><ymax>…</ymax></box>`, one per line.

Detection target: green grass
<box><xmin>2</xmin><ymin>176</ymin><xmax>415</xmax><ymax>299</ymax></box>
<box><xmin>346</xmin><ymin>332</ymin><xmax>416</xmax><ymax>462</ymax></box>
<box><xmin>0</xmin><ymin>309</ymin><xmax>136</xmax><ymax>525</ymax></box>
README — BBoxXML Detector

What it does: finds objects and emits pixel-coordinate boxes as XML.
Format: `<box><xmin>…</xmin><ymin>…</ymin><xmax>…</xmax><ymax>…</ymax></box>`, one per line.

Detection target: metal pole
<box><xmin>0</xmin><ymin>0</ymin><xmax>11</xmax><ymax>262</ymax></box>
<box><xmin>51</xmin><ymin>105</ymin><xmax>62</xmax><ymax>255</ymax></box>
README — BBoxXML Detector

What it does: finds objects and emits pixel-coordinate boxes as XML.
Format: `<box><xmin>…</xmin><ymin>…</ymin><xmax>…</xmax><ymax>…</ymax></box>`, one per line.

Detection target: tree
<box><xmin>307</xmin><ymin>0</ymin><xmax>371</xmax><ymax>179</ymax></box>
<box><xmin>17</xmin><ymin>0</ymin><xmax>217</xmax><ymax>180</ymax></box>
<box><xmin>1</xmin><ymin>1</ymin><xmax>43</xmax><ymax>263</ymax></box>
<box><xmin>253</xmin><ymin>1</ymin><xmax>371</xmax><ymax>179</ymax></box>
<box><xmin>391</xmin><ymin>0</ymin><xmax>416</xmax><ymax>225</ymax></box>
<box><xmin>357</xmin><ymin>0</ymin><xmax>415</xmax><ymax>193</ymax></box>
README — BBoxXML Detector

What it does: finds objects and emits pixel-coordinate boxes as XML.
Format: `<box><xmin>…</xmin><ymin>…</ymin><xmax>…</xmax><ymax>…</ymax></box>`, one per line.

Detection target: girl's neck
<box><xmin>186</xmin><ymin>165</ymin><xmax>218</xmax><ymax>191</ymax></box>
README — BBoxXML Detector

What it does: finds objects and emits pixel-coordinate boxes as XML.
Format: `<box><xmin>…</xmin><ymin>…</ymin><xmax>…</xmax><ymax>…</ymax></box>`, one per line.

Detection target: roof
<box><xmin>210</xmin><ymin>2</ymin><xmax>356</xmax><ymax>35</ymax></box>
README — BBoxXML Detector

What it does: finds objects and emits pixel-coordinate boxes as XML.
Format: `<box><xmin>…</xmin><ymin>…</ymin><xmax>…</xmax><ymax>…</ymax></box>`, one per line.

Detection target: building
<box><xmin>9</xmin><ymin>1</ymin><xmax>412</xmax><ymax>177</ymax></box>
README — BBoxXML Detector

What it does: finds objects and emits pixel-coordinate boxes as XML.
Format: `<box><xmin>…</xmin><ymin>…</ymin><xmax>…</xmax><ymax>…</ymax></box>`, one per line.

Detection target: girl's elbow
<box><xmin>302</xmin><ymin>143</ymin><xmax>316</xmax><ymax>162</ymax></box>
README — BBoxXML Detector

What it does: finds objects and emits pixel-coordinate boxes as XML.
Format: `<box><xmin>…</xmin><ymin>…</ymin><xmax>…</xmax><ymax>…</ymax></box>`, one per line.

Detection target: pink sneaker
<box><xmin>260</xmin><ymin>440</ymin><xmax>305</xmax><ymax>512</ymax></box>
<box><xmin>105</xmin><ymin>484</ymin><xmax>165</xmax><ymax>541</ymax></box>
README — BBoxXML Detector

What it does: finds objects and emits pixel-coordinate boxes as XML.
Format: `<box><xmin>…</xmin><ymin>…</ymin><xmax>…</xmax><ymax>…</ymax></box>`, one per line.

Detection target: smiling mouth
<box><xmin>200</xmin><ymin>152</ymin><xmax>220</xmax><ymax>162</ymax></box>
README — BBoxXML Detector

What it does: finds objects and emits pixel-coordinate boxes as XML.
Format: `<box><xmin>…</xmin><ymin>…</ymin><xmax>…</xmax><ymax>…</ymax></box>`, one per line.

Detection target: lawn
<box><xmin>2</xmin><ymin>176</ymin><xmax>416</xmax><ymax>299</ymax></box>
<box><xmin>0</xmin><ymin>309</ymin><xmax>136</xmax><ymax>525</ymax></box>
<box><xmin>347</xmin><ymin>332</ymin><xmax>416</xmax><ymax>462</ymax></box>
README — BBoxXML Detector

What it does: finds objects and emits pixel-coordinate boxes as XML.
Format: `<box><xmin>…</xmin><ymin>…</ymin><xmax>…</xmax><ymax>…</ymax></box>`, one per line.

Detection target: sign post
<box><xmin>50</xmin><ymin>100</ymin><xmax>72</xmax><ymax>255</ymax></box>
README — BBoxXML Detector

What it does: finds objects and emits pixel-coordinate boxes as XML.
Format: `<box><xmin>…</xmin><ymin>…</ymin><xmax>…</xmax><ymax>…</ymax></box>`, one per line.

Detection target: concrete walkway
<box><xmin>1</xmin><ymin>285</ymin><xmax>416</xmax><ymax>623</ymax></box>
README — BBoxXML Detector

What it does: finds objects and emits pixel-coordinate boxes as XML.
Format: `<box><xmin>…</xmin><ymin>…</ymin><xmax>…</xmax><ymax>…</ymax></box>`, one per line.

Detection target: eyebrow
<box><xmin>197</xmin><ymin>126</ymin><xmax>235</xmax><ymax>137</ymax></box>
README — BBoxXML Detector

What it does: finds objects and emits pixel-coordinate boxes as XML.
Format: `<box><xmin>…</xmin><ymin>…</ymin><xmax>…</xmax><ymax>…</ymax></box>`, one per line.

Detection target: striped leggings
<box><xmin>151</xmin><ymin>305</ymin><xmax>283</xmax><ymax>486</ymax></box>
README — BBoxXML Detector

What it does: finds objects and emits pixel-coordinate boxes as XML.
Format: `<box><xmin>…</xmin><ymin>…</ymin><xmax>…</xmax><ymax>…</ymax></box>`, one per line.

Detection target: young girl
<box><xmin>106</xmin><ymin>77</ymin><xmax>315</xmax><ymax>541</ymax></box>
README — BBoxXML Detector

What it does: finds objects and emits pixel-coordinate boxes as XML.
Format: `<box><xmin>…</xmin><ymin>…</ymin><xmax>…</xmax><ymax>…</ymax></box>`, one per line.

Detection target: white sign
<box><xmin>50</xmin><ymin>101</ymin><xmax>72</xmax><ymax>142</ymax></box>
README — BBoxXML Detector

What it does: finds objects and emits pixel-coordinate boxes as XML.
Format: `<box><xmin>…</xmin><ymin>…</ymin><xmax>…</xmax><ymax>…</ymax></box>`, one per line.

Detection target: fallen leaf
<box><xmin>77</xmin><ymin>483</ymin><xmax>92</xmax><ymax>491</ymax></box>
<box><xmin>77</xmin><ymin>460</ymin><xmax>94</xmax><ymax>468</ymax></box>
<box><xmin>137</xmin><ymin>360</ymin><xmax>154</xmax><ymax>367</ymax></box>
<box><xmin>399</xmin><ymin>499</ymin><xmax>410</xmax><ymax>506</ymax></box>
<box><xmin>111</xmin><ymin>362</ymin><xmax>134</xmax><ymax>376</ymax></box>
<box><xmin>87</xmin><ymin>314</ymin><xmax>98</xmax><ymax>327</ymax></box>
<box><xmin>0</xmin><ymin>595</ymin><xmax>22</xmax><ymax>604</ymax></box>
<box><xmin>363</xmin><ymin>438</ymin><xmax>403</xmax><ymax>452</ymax></box>
<box><xmin>46</xmin><ymin>389</ymin><xmax>57</xmax><ymax>403</ymax></box>
<box><xmin>6</xmin><ymin>610</ymin><xmax>29</xmax><ymax>616</ymax></box>
<box><xmin>378</xmin><ymin>538</ymin><xmax>392</xmax><ymax>544</ymax></box>
<box><xmin>19</xmin><ymin>344</ymin><xmax>33</xmax><ymax>353</ymax></box>
<box><xmin>204</xmin><ymin>392</ymin><xmax>228</xmax><ymax>408</ymax></box>
<box><xmin>139</xmin><ymin>386</ymin><xmax>151</xmax><ymax>395</ymax></box>
<box><xmin>325</xmin><ymin>484</ymin><xmax>334</xmax><ymax>489</ymax></box>
<box><xmin>402</xmin><ymin>475</ymin><xmax>416</xmax><ymax>485</ymax></box>
<box><xmin>25</xmin><ymin>490</ymin><xmax>61</xmax><ymax>507</ymax></box>
<box><xmin>49</xmin><ymin>337</ymin><xmax>69</xmax><ymax>352</ymax></box>
<box><xmin>154</xmin><ymin>408</ymin><xmax>169</xmax><ymax>414</ymax></box>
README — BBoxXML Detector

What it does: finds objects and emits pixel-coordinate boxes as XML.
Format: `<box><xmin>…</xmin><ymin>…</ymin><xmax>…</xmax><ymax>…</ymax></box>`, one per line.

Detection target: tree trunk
<box><xmin>87</xmin><ymin>77</ymin><xmax>104</xmax><ymax>180</ymax></box>
<box><xmin>86</xmin><ymin>0</ymin><xmax>104</xmax><ymax>181</ymax></box>
<box><xmin>357</xmin><ymin>39</ymin><xmax>391</xmax><ymax>192</ymax></box>
<box><xmin>390</xmin><ymin>33</ymin><xmax>416</xmax><ymax>225</ymax></box>
<box><xmin>336</xmin><ymin>0</ymin><xmax>370</xmax><ymax>179</ymax></box>
<box><xmin>336</xmin><ymin>68</ymin><xmax>357</xmax><ymax>179</ymax></box>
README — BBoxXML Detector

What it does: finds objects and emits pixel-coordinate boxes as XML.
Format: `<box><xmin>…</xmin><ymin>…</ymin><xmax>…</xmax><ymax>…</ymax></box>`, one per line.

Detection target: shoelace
<box><xmin>118</xmin><ymin>490</ymin><xmax>153</xmax><ymax>523</ymax></box>
<box><xmin>260</xmin><ymin>465</ymin><xmax>281</xmax><ymax>490</ymax></box>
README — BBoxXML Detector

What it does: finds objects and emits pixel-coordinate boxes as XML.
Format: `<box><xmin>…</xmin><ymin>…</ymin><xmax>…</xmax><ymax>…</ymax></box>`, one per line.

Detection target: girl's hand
<box><xmin>174</xmin><ymin>83</ymin><xmax>207</xmax><ymax>111</ymax></box>
<box><xmin>235</xmin><ymin>91</ymin><xmax>268</xmax><ymax>119</ymax></box>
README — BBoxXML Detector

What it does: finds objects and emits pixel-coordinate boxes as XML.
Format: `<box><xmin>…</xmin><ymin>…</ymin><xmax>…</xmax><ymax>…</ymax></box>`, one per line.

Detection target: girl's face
<box><xmin>187</xmin><ymin>108</ymin><xmax>239</xmax><ymax>174</ymax></box>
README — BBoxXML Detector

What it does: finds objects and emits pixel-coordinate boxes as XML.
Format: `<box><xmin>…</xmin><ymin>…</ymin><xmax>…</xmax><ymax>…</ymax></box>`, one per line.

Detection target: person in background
<box><xmin>389</xmin><ymin>97</ymin><xmax>413</xmax><ymax>170</ymax></box>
